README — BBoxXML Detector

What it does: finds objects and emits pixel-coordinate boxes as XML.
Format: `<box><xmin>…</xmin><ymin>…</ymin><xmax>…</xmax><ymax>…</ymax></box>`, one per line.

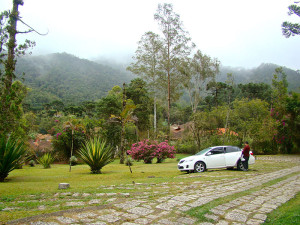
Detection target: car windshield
<box><xmin>195</xmin><ymin>147</ymin><xmax>213</xmax><ymax>155</ymax></box>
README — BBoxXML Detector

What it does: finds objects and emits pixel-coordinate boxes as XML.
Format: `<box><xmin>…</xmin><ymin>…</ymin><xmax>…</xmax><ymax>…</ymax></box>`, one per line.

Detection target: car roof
<box><xmin>211</xmin><ymin>146</ymin><xmax>239</xmax><ymax>148</ymax></box>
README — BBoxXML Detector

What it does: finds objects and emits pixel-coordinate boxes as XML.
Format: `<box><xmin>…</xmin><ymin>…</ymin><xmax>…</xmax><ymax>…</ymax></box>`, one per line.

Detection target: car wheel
<box><xmin>237</xmin><ymin>160</ymin><xmax>244</xmax><ymax>171</ymax></box>
<box><xmin>194</xmin><ymin>161</ymin><xmax>206</xmax><ymax>173</ymax></box>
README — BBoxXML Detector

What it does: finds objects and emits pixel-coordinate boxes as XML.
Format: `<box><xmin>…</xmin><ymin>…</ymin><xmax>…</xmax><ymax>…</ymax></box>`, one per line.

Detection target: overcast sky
<box><xmin>1</xmin><ymin>0</ymin><xmax>299</xmax><ymax>69</ymax></box>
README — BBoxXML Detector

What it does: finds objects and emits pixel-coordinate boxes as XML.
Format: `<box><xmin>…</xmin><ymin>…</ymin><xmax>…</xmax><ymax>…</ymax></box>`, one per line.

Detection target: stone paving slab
<box><xmin>4</xmin><ymin>163</ymin><xmax>300</xmax><ymax>225</ymax></box>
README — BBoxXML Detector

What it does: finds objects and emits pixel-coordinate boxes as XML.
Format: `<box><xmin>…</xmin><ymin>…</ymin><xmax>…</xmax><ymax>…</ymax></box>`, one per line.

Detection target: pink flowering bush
<box><xmin>153</xmin><ymin>141</ymin><xmax>176</xmax><ymax>163</ymax></box>
<box><xmin>127</xmin><ymin>139</ymin><xmax>176</xmax><ymax>164</ymax></box>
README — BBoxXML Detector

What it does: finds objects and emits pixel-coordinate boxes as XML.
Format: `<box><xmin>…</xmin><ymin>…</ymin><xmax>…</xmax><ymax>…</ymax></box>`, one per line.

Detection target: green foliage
<box><xmin>282</xmin><ymin>3</ymin><xmax>300</xmax><ymax>38</ymax></box>
<box><xmin>0</xmin><ymin>136</ymin><xmax>27</xmax><ymax>182</ymax></box>
<box><xmin>175</xmin><ymin>142</ymin><xmax>197</xmax><ymax>154</ymax></box>
<box><xmin>51</xmin><ymin>122</ymin><xmax>86</xmax><ymax>161</ymax></box>
<box><xmin>28</xmin><ymin>160</ymin><xmax>35</xmax><ymax>167</ymax></box>
<box><xmin>37</xmin><ymin>153</ymin><xmax>55</xmax><ymax>169</ymax></box>
<box><xmin>0</xmin><ymin>81</ymin><xmax>28</xmax><ymax>137</ymax></box>
<box><xmin>78</xmin><ymin>137</ymin><xmax>114</xmax><ymax>174</ymax></box>
<box><xmin>0</xmin><ymin>3</ymin><xmax>35</xmax><ymax>137</ymax></box>
<box><xmin>69</xmin><ymin>156</ymin><xmax>78</xmax><ymax>166</ymax></box>
<box><xmin>126</xmin><ymin>78</ymin><xmax>151</xmax><ymax>130</ymax></box>
<box><xmin>180</xmin><ymin>50</ymin><xmax>220</xmax><ymax>113</ymax></box>
<box><xmin>125</xmin><ymin>158</ymin><xmax>133</xmax><ymax>166</ymax></box>
<box><xmin>154</xmin><ymin>3</ymin><xmax>195</xmax><ymax>127</ymax></box>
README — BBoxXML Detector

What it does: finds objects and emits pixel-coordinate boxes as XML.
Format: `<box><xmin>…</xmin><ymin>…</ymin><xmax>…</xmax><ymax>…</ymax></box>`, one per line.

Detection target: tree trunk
<box><xmin>120</xmin><ymin>83</ymin><xmax>126</xmax><ymax>164</ymax></box>
<box><xmin>153</xmin><ymin>95</ymin><xmax>157</xmax><ymax>136</ymax></box>
<box><xmin>69</xmin><ymin>129</ymin><xmax>74</xmax><ymax>172</ymax></box>
<box><xmin>167</xmin><ymin>39</ymin><xmax>171</xmax><ymax>139</ymax></box>
<box><xmin>0</xmin><ymin>1</ymin><xmax>21</xmax><ymax>135</ymax></box>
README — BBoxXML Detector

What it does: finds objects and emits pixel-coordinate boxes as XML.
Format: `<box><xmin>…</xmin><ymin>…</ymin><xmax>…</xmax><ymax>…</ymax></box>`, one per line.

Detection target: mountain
<box><xmin>15</xmin><ymin>53</ymin><xmax>134</xmax><ymax>109</ymax></box>
<box><xmin>15</xmin><ymin>53</ymin><xmax>299</xmax><ymax>109</ymax></box>
<box><xmin>218</xmin><ymin>63</ymin><xmax>300</xmax><ymax>92</ymax></box>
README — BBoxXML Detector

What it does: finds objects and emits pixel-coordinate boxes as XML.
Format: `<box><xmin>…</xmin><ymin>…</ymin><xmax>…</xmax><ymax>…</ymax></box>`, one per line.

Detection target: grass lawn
<box><xmin>0</xmin><ymin>156</ymin><xmax>188</xmax><ymax>196</ymax></box>
<box><xmin>263</xmin><ymin>192</ymin><xmax>300</xmax><ymax>224</ymax></box>
<box><xmin>0</xmin><ymin>155</ymin><xmax>299</xmax><ymax>223</ymax></box>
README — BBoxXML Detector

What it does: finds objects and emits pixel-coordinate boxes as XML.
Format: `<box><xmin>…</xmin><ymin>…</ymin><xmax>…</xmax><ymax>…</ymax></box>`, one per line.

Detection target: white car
<box><xmin>178</xmin><ymin>146</ymin><xmax>255</xmax><ymax>173</ymax></box>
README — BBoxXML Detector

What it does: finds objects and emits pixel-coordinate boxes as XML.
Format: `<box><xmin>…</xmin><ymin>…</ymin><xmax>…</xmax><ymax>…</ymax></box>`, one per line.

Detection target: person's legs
<box><xmin>242</xmin><ymin>156</ymin><xmax>249</xmax><ymax>170</ymax></box>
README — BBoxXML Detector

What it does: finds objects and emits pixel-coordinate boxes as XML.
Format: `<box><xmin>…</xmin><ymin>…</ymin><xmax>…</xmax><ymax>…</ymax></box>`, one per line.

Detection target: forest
<box><xmin>0</xmin><ymin>2</ymin><xmax>299</xmax><ymax>181</ymax></box>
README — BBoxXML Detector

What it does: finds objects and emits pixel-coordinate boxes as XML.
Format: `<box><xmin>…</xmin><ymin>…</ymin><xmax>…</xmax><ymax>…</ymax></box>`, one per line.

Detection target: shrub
<box><xmin>125</xmin><ymin>158</ymin><xmax>133</xmax><ymax>166</ymax></box>
<box><xmin>176</xmin><ymin>142</ymin><xmax>197</xmax><ymax>154</ymax></box>
<box><xmin>78</xmin><ymin>137</ymin><xmax>114</xmax><ymax>174</ymax></box>
<box><xmin>127</xmin><ymin>139</ymin><xmax>176</xmax><ymax>164</ymax></box>
<box><xmin>28</xmin><ymin>160</ymin><xmax>35</xmax><ymax>167</ymax></box>
<box><xmin>153</xmin><ymin>141</ymin><xmax>176</xmax><ymax>163</ymax></box>
<box><xmin>127</xmin><ymin>139</ymin><xmax>157</xmax><ymax>164</ymax></box>
<box><xmin>69</xmin><ymin>156</ymin><xmax>78</xmax><ymax>166</ymax></box>
<box><xmin>0</xmin><ymin>136</ymin><xmax>27</xmax><ymax>182</ymax></box>
<box><xmin>52</xmin><ymin>128</ymin><xmax>86</xmax><ymax>161</ymax></box>
<box><xmin>37</xmin><ymin>153</ymin><xmax>55</xmax><ymax>169</ymax></box>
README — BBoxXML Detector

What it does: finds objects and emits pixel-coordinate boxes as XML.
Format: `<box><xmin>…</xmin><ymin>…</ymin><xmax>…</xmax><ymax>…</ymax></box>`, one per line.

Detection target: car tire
<box><xmin>237</xmin><ymin>160</ymin><xmax>244</xmax><ymax>171</ymax></box>
<box><xmin>194</xmin><ymin>161</ymin><xmax>206</xmax><ymax>173</ymax></box>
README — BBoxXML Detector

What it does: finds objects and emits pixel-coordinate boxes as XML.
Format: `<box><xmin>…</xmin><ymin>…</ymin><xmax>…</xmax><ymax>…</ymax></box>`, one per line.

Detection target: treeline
<box><xmin>14</xmin><ymin>53</ymin><xmax>300</xmax><ymax>111</ymax></box>
<box><xmin>21</xmin><ymin>69</ymin><xmax>299</xmax><ymax>161</ymax></box>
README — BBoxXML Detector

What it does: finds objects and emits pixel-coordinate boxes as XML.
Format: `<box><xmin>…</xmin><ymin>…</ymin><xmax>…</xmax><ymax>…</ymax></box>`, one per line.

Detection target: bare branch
<box><xmin>18</xmin><ymin>18</ymin><xmax>48</xmax><ymax>36</ymax></box>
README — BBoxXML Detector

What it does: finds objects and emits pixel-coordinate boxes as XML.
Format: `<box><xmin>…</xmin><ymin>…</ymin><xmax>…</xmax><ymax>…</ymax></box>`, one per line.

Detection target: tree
<box><xmin>231</xmin><ymin>98</ymin><xmax>274</xmax><ymax>149</ymax></box>
<box><xmin>154</xmin><ymin>3</ymin><xmax>195</xmax><ymax>133</ymax></box>
<box><xmin>63</xmin><ymin>118</ymin><xmax>85</xmax><ymax>172</ymax></box>
<box><xmin>110</xmin><ymin>83</ymin><xmax>136</xmax><ymax>164</ymax></box>
<box><xmin>180</xmin><ymin>50</ymin><xmax>220</xmax><ymax>113</ymax></box>
<box><xmin>191</xmin><ymin>110</ymin><xmax>218</xmax><ymax>152</ymax></box>
<box><xmin>127</xmin><ymin>31</ymin><xmax>163</xmax><ymax>135</ymax></box>
<box><xmin>50</xmin><ymin>100</ymin><xmax>64</xmax><ymax>116</ymax></box>
<box><xmin>282</xmin><ymin>3</ymin><xmax>300</xmax><ymax>38</ymax></box>
<box><xmin>126</xmin><ymin>78</ymin><xmax>151</xmax><ymax>131</ymax></box>
<box><xmin>0</xmin><ymin>0</ymin><xmax>35</xmax><ymax>137</ymax></box>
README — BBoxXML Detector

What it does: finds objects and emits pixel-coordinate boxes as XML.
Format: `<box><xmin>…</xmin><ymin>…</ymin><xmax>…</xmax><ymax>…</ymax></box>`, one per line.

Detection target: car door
<box><xmin>224</xmin><ymin>146</ymin><xmax>241</xmax><ymax>167</ymax></box>
<box><xmin>205</xmin><ymin>147</ymin><xmax>226</xmax><ymax>168</ymax></box>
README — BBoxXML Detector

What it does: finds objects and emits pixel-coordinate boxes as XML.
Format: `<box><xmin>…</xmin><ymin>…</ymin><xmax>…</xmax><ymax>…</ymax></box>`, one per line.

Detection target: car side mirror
<box><xmin>206</xmin><ymin>152</ymin><xmax>212</xmax><ymax>156</ymax></box>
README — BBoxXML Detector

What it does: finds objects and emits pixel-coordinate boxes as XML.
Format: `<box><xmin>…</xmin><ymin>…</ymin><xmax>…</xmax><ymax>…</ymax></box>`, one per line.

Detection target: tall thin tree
<box><xmin>154</xmin><ymin>3</ymin><xmax>195</xmax><ymax>136</ymax></box>
<box><xmin>0</xmin><ymin>0</ymin><xmax>36</xmax><ymax>136</ymax></box>
<box><xmin>127</xmin><ymin>32</ymin><xmax>163</xmax><ymax>136</ymax></box>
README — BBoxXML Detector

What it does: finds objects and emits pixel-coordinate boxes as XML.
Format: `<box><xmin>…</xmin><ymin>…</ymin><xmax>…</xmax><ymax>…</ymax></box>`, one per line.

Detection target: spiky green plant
<box><xmin>37</xmin><ymin>153</ymin><xmax>55</xmax><ymax>169</ymax></box>
<box><xmin>0</xmin><ymin>136</ymin><xmax>26</xmax><ymax>182</ymax></box>
<box><xmin>78</xmin><ymin>137</ymin><xmax>114</xmax><ymax>174</ymax></box>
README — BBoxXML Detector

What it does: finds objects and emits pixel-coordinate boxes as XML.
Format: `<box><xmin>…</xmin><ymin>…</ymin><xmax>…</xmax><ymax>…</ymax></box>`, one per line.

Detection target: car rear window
<box><xmin>225</xmin><ymin>146</ymin><xmax>240</xmax><ymax>153</ymax></box>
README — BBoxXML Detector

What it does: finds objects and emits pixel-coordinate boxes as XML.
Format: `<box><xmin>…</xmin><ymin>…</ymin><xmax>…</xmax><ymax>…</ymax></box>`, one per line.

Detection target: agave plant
<box><xmin>0</xmin><ymin>136</ymin><xmax>26</xmax><ymax>182</ymax></box>
<box><xmin>78</xmin><ymin>137</ymin><xmax>114</xmax><ymax>174</ymax></box>
<box><xmin>37</xmin><ymin>153</ymin><xmax>55</xmax><ymax>169</ymax></box>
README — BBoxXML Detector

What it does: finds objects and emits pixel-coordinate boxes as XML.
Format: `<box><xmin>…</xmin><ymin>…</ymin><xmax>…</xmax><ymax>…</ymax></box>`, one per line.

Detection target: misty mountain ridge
<box><xmin>15</xmin><ymin>52</ymin><xmax>299</xmax><ymax>109</ymax></box>
<box><xmin>16</xmin><ymin>52</ymin><xmax>134</xmax><ymax>109</ymax></box>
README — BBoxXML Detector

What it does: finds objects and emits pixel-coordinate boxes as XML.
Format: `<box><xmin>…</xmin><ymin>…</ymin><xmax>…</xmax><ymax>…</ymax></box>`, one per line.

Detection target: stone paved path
<box><xmin>6</xmin><ymin>164</ymin><xmax>300</xmax><ymax>225</ymax></box>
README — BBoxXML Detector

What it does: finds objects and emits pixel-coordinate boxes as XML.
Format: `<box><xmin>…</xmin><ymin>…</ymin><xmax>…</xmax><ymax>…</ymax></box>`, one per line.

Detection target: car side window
<box><xmin>225</xmin><ymin>147</ymin><xmax>239</xmax><ymax>153</ymax></box>
<box><xmin>210</xmin><ymin>147</ymin><xmax>224</xmax><ymax>155</ymax></box>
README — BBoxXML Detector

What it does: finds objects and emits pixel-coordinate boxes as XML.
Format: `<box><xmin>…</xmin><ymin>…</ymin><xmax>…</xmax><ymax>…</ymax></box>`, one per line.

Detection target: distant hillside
<box><xmin>15</xmin><ymin>53</ymin><xmax>299</xmax><ymax>109</ymax></box>
<box><xmin>218</xmin><ymin>63</ymin><xmax>300</xmax><ymax>92</ymax></box>
<box><xmin>15</xmin><ymin>53</ymin><xmax>134</xmax><ymax>109</ymax></box>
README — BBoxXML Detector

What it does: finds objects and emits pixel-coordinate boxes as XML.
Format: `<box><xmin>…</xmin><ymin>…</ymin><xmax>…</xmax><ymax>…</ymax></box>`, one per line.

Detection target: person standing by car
<box><xmin>242</xmin><ymin>141</ymin><xmax>250</xmax><ymax>171</ymax></box>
